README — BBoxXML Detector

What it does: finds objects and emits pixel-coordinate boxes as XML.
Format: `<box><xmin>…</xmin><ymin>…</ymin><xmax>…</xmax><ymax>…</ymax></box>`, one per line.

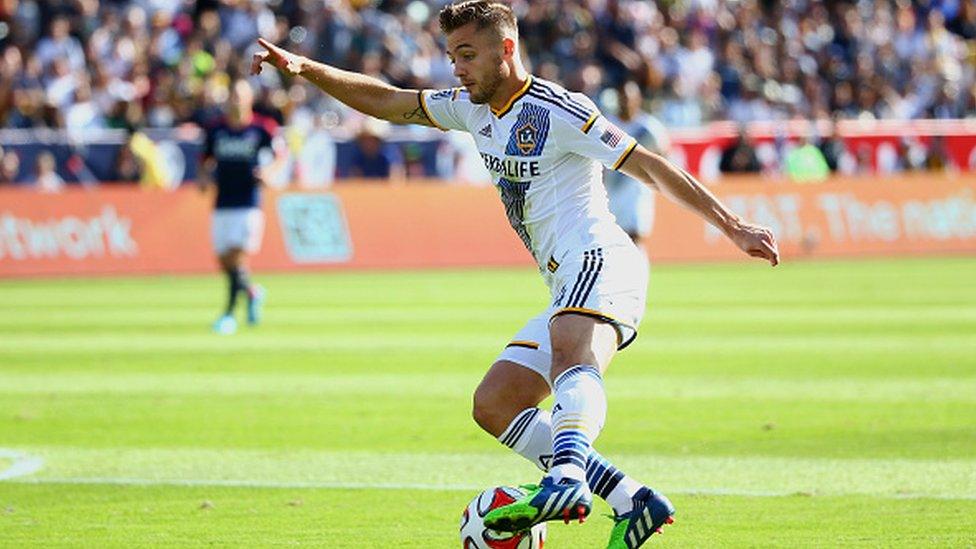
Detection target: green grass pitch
<box><xmin>1</xmin><ymin>257</ymin><xmax>975</xmax><ymax>547</ymax></box>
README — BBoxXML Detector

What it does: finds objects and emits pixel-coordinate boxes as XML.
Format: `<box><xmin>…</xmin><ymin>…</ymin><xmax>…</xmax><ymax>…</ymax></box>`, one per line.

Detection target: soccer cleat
<box><xmin>605</xmin><ymin>487</ymin><xmax>675</xmax><ymax>549</ymax></box>
<box><xmin>247</xmin><ymin>285</ymin><xmax>265</xmax><ymax>326</ymax></box>
<box><xmin>483</xmin><ymin>476</ymin><xmax>592</xmax><ymax>533</ymax></box>
<box><xmin>212</xmin><ymin>314</ymin><xmax>237</xmax><ymax>335</ymax></box>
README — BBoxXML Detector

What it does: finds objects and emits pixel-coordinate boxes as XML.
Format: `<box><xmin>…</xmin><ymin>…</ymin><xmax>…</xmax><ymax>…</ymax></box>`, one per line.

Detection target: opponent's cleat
<box><xmin>246</xmin><ymin>285</ymin><xmax>265</xmax><ymax>326</ymax></box>
<box><xmin>212</xmin><ymin>314</ymin><xmax>237</xmax><ymax>335</ymax></box>
<box><xmin>605</xmin><ymin>487</ymin><xmax>675</xmax><ymax>548</ymax></box>
<box><xmin>483</xmin><ymin>476</ymin><xmax>592</xmax><ymax>533</ymax></box>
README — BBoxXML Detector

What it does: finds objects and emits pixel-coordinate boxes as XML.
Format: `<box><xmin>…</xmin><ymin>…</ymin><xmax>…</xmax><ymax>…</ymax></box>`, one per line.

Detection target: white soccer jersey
<box><xmin>420</xmin><ymin>76</ymin><xmax>638</xmax><ymax>279</ymax></box>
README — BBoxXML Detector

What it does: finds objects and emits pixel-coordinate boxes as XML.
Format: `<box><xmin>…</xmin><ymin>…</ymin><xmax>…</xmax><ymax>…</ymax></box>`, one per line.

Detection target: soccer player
<box><xmin>252</xmin><ymin>2</ymin><xmax>779</xmax><ymax>546</ymax></box>
<box><xmin>605</xmin><ymin>81</ymin><xmax>671</xmax><ymax>253</ymax></box>
<box><xmin>199</xmin><ymin>79</ymin><xmax>277</xmax><ymax>335</ymax></box>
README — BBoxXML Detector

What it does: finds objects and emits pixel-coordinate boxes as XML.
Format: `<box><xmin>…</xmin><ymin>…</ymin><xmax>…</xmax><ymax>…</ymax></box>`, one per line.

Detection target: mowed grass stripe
<box><xmin>2</xmin><ymin>372</ymin><xmax>975</xmax><ymax>402</ymax></box>
<box><xmin>2</xmin><ymin>333</ymin><xmax>974</xmax><ymax>353</ymax></box>
<box><xmin>1</xmin><ymin>305</ymin><xmax>973</xmax><ymax>324</ymax></box>
<box><xmin>5</xmin><ymin>447</ymin><xmax>976</xmax><ymax>499</ymax></box>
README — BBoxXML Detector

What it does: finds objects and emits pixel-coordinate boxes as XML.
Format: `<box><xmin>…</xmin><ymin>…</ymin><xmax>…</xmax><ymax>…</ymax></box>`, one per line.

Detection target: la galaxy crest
<box><xmin>505</xmin><ymin>103</ymin><xmax>551</xmax><ymax>157</ymax></box>
<box><xmin>515</xmin><ymin>122</ymin><xmax>538</xmax><ymax>154</ymax></box>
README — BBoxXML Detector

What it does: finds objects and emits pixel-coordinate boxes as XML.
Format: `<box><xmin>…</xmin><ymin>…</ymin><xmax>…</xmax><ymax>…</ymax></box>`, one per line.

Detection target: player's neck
<box><xmin>489</xmin><ymin>69</ymin><xmax>531</xmax><ymax>113</ymax></box>
<box><xmin>228</xmin><ymin>112</ymin><xmax>254</xmax><ymax>129</ymax></box>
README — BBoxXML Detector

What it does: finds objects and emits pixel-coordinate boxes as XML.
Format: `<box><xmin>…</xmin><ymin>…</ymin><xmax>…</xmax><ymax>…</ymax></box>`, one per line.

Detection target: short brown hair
<box><xmin>439</xmin><ymin>1</ymin><xmax>517</xmax><ymax>39</ymax></box>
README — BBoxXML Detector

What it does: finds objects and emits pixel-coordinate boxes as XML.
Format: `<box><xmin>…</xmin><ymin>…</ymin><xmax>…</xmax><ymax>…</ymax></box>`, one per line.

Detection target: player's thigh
<box><xmin>548</xmin><ymin>245</ymin><xmax>649</xmax><ymax>378</ymax></box>
<box><xmin>473</xmin><ymin>360</ymin><xmax>551</xmax><ymax>437</ymax></box>
<box><xmin>212</xmin><ymin>208</ymin><xmax>264</xmax><ymax>256</ymax></box>
<box><xmin>548</xmin><ymin>314</ymin><xmax>618</xmax><ymax>378</ymax></box>
<box><xmin>473</xmin><ymin>311</ymin><xmax>555</xmax><ymax>436</ymax></box>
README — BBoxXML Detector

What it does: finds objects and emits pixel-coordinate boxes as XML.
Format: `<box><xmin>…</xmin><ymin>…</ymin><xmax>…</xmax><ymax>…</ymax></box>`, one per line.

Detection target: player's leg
<box><xmin>486</xmin><ymin>246</ymin><xmax>674</xmax><ymax>541</ymax></box>
<box><xmin>483</xmin><ymin>313</ymin><xmax>618</xmax><ymax>529</ymax></box>
<box><xmin>211</xmin><ymin>210</ymin><xmax>238</xmax><ymax>334</ymax></box>
<box><xmin>475</xmin><ymin>362</ymin><xmax>666</xmax><ymax>531</ymax></box>
<box><xmin>242</xmin><ymin>208</ymin><xmax>266</xmax><ymax>325</ymax></box>
<box><xmin>478</xmin><ymin>315</ymin><xmax>653</xmax><ymax>516</ymax></box>
<box><xmin>547</xmin><ymin>312</ymin><xmax>618</xmax><ymax>483</ymax></box>
<box><xmin>222</xmin><ymin>247</ymin><xmax>250</xmax><ymax>314</ymax></box>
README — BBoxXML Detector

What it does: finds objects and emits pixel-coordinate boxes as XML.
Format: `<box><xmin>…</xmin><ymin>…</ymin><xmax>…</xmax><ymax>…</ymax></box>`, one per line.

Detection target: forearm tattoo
<box><xmin>402</xmin><ymin>92</ymin><xmax>431</xmax><ymax>124</ymax></box>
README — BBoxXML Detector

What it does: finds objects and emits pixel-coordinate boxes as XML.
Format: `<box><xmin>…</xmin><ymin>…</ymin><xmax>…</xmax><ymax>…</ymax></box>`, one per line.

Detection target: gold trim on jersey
<box><xmin>547</xmin><ymin>256</ymin><xmax>560</xmax><ymax>273</ymax></box>
<box><xmin>491</xmin><ymin>76</ymin><xmax>534</xmax><ymax>119</ymax></box>
<box><xmin>507</xmin><ymin>340</ymin><xmax>541</xmax><ymax>350</ymax></box>
<box><xmin>581</xmin><ymin>113</ymin><xmax>599</xmax><ymax>133</ymax></box>
<box><xmin>611</xmin><ymin>139</ymin><xmax>638</xmax><ymax>171</ymax></box>
<box><xmin>418</xmin><ymin>90</ymin><xmax>449</xmax><ymax>131</ymax></box>
<box><xmin>550</xmin><ymin>306</ymin><xmax>636</xmax><ymax>348</ymax></box>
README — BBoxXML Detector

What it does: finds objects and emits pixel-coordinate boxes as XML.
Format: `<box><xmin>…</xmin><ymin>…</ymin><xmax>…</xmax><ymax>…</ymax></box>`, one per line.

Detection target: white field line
<box><xmin>0</xmin><ymin>449</ymin><xmax>44</xmax><ymax>481</ymax></box>
<box><xmin>2</xmin><ymin>447</ymin><xmax>975</xmax><ymax>501</ymax></box>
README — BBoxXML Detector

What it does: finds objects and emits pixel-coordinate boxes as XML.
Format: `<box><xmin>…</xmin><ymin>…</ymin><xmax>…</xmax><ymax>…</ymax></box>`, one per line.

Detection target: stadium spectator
<box><xmin>34</xmin><ymin>151</ymin><xmax>64</xmax><ymax>193</ymax></box>
<box><xmin>346</xmin><ymin>118</ymin><xmax>404</xmax><ymax>181</ymax></box>
<box><xmin>720</xmin><ymin>128</ymin><xmax>761</xmax><ymax>174</ymax></box>
<box><xmin>817</xmin><ymin>119</ymin><xmax>857</xmax><ymax>174</ymax></box>
<box><xmin>0</xmin><ymin>146</ymin><xmax>21</xmax><ymax>185</ymax></box>
<box><xmin>605</xmin><ymin>80</ymin><xmax>669</xmax><ymax>249</ymax></box>
<box><xmin>785</xmin><ymin>135</ymin><xmax>831</xmax><ymax>183</ymax></box>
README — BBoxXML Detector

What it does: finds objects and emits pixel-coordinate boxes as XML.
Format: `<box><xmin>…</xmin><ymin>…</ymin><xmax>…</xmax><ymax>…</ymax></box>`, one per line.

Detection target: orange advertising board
<box><xmin>0</xmin><ymin>175</ymin><xmax>973</xmax><ymax>278</ymax></box>
<box><xmin>648</xmin><ymin>175</ymin><xmax>976</xmax><ymax>261</ymax></box>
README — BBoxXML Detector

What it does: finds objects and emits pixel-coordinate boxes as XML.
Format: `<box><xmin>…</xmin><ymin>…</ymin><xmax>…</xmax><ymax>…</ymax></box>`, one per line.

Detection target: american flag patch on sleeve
<box><xmin>600</xmin><ymin>123</ymin><xmax>626</xmax><ymax>148</ymax></box>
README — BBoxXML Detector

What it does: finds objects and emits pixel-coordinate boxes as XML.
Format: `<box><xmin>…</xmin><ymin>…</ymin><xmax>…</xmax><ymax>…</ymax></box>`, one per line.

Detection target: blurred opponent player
<box><xmin>199</xmin><ymin>79</ymin><xmax>278</xmax><ymax>335</ymax></box>
<box><xmin>605</xmin><ymin>81</ymin><xmax>670</xmax><ymax>254</ymax></box>
<box><xmin>252</xmin><ymin>2</ymin><xmax>779</xmax><ymax>546</ymax></box>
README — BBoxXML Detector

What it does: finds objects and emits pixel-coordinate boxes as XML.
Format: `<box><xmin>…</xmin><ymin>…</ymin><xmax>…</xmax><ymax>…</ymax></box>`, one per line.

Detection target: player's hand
<box><xmin>253</xmin><ymin>166</ymin><xmax>271</xmax><ymax>188</ymax></box>
<box><xmin>728</xmin><ymin>220</ymin><xmax>780</xmax><ymax>266</ymax></box>
<box><xmin>251</xmin><ymin>38</ymin><xmax>305</xmax><ymax>76</ymax></box>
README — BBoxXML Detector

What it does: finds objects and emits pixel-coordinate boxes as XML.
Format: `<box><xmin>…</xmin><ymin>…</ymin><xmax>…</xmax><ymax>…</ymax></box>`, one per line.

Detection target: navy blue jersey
<box><xmin>203</xmin><ymin>117</ymin><xmax>276</xmax><ymax>209</ymax></box>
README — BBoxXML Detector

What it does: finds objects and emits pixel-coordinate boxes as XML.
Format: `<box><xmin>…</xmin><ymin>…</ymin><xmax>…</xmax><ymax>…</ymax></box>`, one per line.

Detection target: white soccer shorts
<box><xmin>607</xmin><ymin>178</ymin><xmax>655</xmax><ymax>237</ymax></box>
<box><xmin>496</xmin><ymin>243</ymin><xmax>649</xmax><ymax>383</ymax></box>
<box><xmin>211</xmin><ymin>207</ymin><xmax>265</xmax><ymax>255</ymax></box>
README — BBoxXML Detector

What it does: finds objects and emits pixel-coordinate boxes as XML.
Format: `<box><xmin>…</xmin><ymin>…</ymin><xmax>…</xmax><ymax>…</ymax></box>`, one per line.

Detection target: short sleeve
<box><xmin>557</xmin><ymin>114</ymin><xmax>638</xmax><ymax>172</ymax></box>
<box><xmin>419</xmin><ymin>88</ymin><xmax>468</xmax><ymax>132</ymax></box>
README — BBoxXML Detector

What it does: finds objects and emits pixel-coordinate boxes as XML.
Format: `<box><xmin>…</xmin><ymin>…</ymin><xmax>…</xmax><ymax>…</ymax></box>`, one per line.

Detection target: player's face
<box><xmin>619</xmin><ymin>82</ymin><xmax>641</xmax><ymax>119</ymax></box>
<box><xmin>228</xmin><ymin>82</ymin><xmax>254</xmax><ymax>125</ymax></box>
<box><xmin>446</xmin><ymin>23</ymin><xmax>505</xmax><ymax>104</ymax></box>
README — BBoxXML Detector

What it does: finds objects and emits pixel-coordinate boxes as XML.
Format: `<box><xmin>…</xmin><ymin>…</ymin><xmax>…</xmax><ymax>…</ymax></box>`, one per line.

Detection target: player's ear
<box><xmin>501</xmin><ymin>37</ymin><xmax>516</xmax><ymax>59</ymax></box>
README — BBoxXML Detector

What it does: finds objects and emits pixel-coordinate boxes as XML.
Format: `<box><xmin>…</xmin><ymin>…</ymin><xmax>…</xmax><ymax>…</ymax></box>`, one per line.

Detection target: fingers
<box><xmin>250</xmin><ymin>51</ymin><xmax>268</xmax><ymax>75</ymax></box>
<box><xmin>758</xmin><ymin>235</ymin><xmax>780</xmax><ymax>267</ymax></box>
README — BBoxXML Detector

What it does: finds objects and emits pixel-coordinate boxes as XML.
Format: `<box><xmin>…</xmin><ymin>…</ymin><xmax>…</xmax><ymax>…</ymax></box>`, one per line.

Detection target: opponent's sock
<box><xmin>235</xmin><ymin>267</ymin><xmax>255</xmax><ymax>300</ymax></box>
<box><xmin>550</xmin><ymin>365</ymin><xmax>606</xmax><ymax>483</ymax></box>
<box><xmin>497</xmin><ymin>406</ymin><xmax>642</xmax><ymax>514</ymax></box>
<box><xmin>225</xmin><ymin>268</ymin><xmax>241</xmax><ymax>315</ymax></box>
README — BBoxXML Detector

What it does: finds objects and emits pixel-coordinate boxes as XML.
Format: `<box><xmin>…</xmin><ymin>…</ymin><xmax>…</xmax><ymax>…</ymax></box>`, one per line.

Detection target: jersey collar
<box><xmin>491</xmin><ymin>76</ymin><xmax>533</xmax><ymax>119</ymax></box>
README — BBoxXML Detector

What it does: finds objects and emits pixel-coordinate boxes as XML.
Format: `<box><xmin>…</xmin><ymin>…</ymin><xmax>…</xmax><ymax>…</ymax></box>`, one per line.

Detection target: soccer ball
<box><xmin>460</xmin><ymin>486</ymin><xmax>546</xmax><ymax>549</ymax></box>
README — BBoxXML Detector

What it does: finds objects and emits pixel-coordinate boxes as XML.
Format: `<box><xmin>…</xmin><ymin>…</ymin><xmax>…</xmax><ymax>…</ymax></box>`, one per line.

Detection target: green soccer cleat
<box><xmin>483</xmin><ymin>476</ymin><xmax>592</xmax><ymax>533</ymax></box>
<box><xmin>606</xmin><ymin>487</ymin><xmax>675</xmax><ymax>548</ymax></box>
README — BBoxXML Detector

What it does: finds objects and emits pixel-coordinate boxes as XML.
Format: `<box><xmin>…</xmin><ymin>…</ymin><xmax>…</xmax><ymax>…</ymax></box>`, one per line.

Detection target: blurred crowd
<box><xmin>1</xmin><ymin>0</ymin><xmax>975</xmax><ymax>185</ymax></box>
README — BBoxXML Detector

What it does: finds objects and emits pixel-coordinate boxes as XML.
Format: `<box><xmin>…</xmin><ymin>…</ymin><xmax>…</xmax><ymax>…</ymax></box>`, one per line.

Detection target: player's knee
<box><xmin>471</xmin><ymin>385</ymin><xmax>507</xmax><ymax>437</ymax></box>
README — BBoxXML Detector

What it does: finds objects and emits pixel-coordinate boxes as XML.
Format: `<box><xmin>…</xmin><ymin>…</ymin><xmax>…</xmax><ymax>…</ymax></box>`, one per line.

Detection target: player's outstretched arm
<box><xmin>251</xmin><ymin>39</ymin><xmax>435</xmax><ymax>127</ymax></box>
<box><xmin>620</xmin><ymin>146</ymin><xmax>780</xmax><ymax>266</ymax></box>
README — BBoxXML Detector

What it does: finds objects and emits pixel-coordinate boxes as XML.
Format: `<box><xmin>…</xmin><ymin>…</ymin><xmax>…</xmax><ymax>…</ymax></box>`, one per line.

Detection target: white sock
<box><xmin>497</xmin><ymin>406</ymin><xmax>642</xmax><ymax>514</ymax></box>
<box><xmin>549</xmin><ymin>365</ymin><xmax>607</xmax><ymax>483</ymax></box>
